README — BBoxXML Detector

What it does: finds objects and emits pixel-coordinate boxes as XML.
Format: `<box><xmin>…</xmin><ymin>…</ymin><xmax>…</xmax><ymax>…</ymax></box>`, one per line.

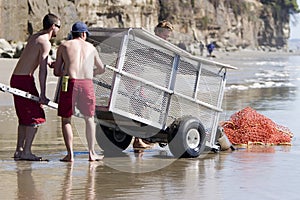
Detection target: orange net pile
<box><xmin>221</xmin><ymin>107</ymin><xmax>293</xmax><ymax>145</ymax></box>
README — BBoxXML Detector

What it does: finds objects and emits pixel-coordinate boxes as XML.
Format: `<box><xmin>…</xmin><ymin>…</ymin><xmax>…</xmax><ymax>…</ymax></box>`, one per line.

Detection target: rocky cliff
<box><xmin>0</xmin><ymin>0</ymin><xmax>297</xmax><ymax>53</ymax></box>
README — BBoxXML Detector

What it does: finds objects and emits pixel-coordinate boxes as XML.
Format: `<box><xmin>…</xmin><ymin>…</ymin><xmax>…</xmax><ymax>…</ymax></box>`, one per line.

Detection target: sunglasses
<box><xmin>54</xmin><ymin>24</ymin><xmax>61</xmax><ymax>29</ymax></box>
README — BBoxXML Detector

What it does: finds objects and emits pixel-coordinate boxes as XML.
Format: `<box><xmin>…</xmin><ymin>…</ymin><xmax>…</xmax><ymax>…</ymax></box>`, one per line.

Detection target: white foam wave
<box><xmin>249</xmin><ymin>82</ymin><xmax>295</xmax><ymax>88</ymax></box>
<box><xmin>253</xmin><ymin>61</ymin><xmax>288</xmax><ymax>67</ymax></box>
<box><xmin>226</xmin><ymin>82</ymin><xmax>296</xmax><ymax>91</ymax></box>
<box><xmin>255</xmin><ymin>70</ymin><xmax>289</xmax><ymax>78</ymax></box>
<box><xmin>226</xmin><ymin>85</ymin><xmax>249</xmax><ymax>90</ymax></box>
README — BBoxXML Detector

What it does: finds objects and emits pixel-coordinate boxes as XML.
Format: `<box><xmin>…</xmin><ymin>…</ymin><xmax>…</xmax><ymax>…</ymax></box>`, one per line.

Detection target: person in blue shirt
<box><xmin>207</xmin><ymin>42</ymin><xmax>215</xmax><ymax>57</ymax></box>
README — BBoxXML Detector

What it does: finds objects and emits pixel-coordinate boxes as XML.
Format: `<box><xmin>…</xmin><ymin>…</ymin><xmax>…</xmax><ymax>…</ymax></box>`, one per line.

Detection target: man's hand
<box><xmin>39</xmin><ymin>95</ymin><xmax>50</xmax><ymax>105</ymax></box>
<box><xmin>48</xmin><ymin>61</ymin><xmax>55</xmax><ymax>69</ymax></box>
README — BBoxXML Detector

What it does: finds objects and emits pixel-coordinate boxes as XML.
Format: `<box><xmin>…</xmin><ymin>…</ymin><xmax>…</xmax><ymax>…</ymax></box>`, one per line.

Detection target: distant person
<box><xmin>10</xmin><ymin>13</ymin><xmax>61</xmax><ymax>161</ymax></box>
<box><xmin>178</xmin><ymin>41</ymin><xmax>187</xmax><ymax>51</ymax></box>
<box><xmin>207</xmin><ymin>42</ymin><xmax>215</xmax><ymax>57</ymax></box>
<box><xmin>132</xmin><ymin>20</ymin><xmax>174</xmax><ymax>149</ymax></box>
<box><xmin>199</xmin><ymin>41</ymin><xmax>205</xmax><ymax>56</ymax></box>
<box><xmin>52</xmin><ymin>21</ymin><xmax>105</xmax><ymax>162</ymax></box>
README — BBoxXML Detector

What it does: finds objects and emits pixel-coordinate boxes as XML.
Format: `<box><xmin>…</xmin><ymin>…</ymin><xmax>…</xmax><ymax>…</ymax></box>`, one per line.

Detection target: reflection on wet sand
<box><xmin>0</xmin><ymin>144</ymin><xmax>298</xmax><ymax>199</ymax></box>
<box><xmin>62</xmin><ymin>162</ymin><xmax>73</xmax><ymax>200</ymax></box>
<box><xmin>61</xmin><ymin>160</ymin><xmax>104</xmax><ymax>200</ymax></box>
<box><xmin>16</xmin><ymin>162</ymin><xmax>44</xmax><ymax>199</ymax></box>
<box><xmin>86</xmin><ymin>162</ymin><xmax>103</xmax><ymax>199</ymax></box>
<box><xmin>90</xmin><ymin>153</ymin><xmax>227</xmax><ymax>200</ymax></box>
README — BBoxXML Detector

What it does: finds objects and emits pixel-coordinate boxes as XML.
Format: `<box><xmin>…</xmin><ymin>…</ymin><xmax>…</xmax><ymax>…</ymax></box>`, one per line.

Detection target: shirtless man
<box><xmin>52</xmin><ymin>21</ymin><xmax>105</xmax><ymax>162</ymax></box>
<box><xmin>132</xmin><ymin>20</ymin><xmax>174</xmax><ymax>149</ymax></box>
<box><xmin>10</xmin><ymin>13</ymin><xmax>61</xmax><ymax>161</ymax></box>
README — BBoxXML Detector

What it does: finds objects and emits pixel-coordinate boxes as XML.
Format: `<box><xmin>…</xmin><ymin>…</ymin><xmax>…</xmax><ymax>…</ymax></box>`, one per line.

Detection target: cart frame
<box><xmin>88</xmin><ymin>27</ymin><xmax>236</xmax><ymax>157</ymax></box>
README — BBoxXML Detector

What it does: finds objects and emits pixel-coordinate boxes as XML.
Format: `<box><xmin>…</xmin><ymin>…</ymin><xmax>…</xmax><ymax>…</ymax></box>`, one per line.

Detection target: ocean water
<box><xmin>0</xmin><ymin>52</ymin><xmax>300</xmax><ymax>199</ymax></box>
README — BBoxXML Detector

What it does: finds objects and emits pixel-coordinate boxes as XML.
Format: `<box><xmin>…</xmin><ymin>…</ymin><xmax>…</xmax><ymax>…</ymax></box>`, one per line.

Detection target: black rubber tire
<box><xmin>168</xmin><ymin>116</ymin><xmax>206</xmax><ymax>158</ymax></box>
<box><xmin>96</xmin><ymin>124</ymin><xmax>132</xmax><ymax>155</ymax></box>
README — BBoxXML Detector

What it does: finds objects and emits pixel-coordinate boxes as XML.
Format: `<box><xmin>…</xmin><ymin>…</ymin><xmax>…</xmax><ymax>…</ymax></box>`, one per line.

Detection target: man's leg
<box><xmin>60</xmin><ymin>117</ymin><xmax>74</xmax><ymax>162</ymax></box>
<box><xmin>19</xmin><ymin>125</ymin><xmax>42</xmax><ymax>160</ymax></box>
<box><xmin>84</xmin><ymin>116</ymin><xmax>103</xmax><ymax>161</ymax></box>
<box><xmin>14</xmin><ymin>125</ymin><xmax>26</xmax><ymax>158</ymax></box>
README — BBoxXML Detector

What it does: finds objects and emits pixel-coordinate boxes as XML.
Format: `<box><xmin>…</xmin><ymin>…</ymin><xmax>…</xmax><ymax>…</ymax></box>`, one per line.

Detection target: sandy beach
<box><xmin>1</xmin><ymin>52</ymin><xmax>300</xmax><ymax>199</ymax></box>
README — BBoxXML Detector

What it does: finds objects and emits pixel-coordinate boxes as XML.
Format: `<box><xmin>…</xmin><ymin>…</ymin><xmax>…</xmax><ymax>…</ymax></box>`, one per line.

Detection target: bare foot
<box><xmin>19</xmin><ymin>153</ymin><xmax>42</xmax><ymax>161</ymax></box>
<box><xmin>133</xmin><ymin>138</ymin><xmax>151</xmax><ymax>149</ymax></box>
<box><xmin>60</xmin><ymin>155</ymin><xmax>74</xmax><ymax>162</ymax></box>
<box><xmin>13</xmin><ymin>151</ymin><xmax>22</xmax><ymax>159</ymax></box>
<box><xmin>89</xmin><ymin>154</ymin><xmax>104</xmax><ymax>162</ymax></box>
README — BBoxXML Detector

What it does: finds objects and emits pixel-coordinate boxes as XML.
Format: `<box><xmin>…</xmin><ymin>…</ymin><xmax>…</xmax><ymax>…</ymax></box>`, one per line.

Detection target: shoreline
<box><xmin>214</xmin><ymin>49</ymin><xmax>300</xmax><ymax>58</ymax></box>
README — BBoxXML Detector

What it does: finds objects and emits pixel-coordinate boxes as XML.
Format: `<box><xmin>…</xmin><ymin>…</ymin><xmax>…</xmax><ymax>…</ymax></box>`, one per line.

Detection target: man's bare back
<box><xmin>54</xmin><ymin>37</ymin><xmax>104</xmax><ymax>79</ymax></box>
<box><xmin>13</xmin><ymin>33</ymin><xmax>51</xmax><ymax>76</ymax></box>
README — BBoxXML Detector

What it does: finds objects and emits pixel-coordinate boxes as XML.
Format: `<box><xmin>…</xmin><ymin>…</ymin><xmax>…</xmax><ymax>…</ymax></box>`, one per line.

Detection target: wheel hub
<box><xmin>186</xmin><ymin>128</ymin><xmax>200</xmax><ymax>149</ymax></box>
<box><xmin>114</xmin><ymin>131</ymin><xmax>127</xmax><ymax>142</ymax></box>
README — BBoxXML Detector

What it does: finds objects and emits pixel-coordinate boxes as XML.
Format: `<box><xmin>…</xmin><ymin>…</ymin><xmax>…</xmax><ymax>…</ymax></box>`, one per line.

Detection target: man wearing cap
<box><xmin>52</xmin><ymin>21</ymin><xmax>105</xmax><ymax>162</ymax></box>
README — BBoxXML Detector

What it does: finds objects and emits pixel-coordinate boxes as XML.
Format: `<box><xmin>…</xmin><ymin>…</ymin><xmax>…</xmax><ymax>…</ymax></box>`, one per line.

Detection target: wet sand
<box><xmin>1</xmin><ymin>56</ymin><xmax>300</xmax><ymax>199</ymax></box>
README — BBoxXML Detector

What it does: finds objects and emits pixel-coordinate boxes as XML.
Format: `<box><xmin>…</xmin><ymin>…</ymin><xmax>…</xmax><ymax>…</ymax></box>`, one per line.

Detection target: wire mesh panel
<box><xmin>174</xmin><ymin>57</ymin><xmax>199</xmax><ymax>98</ymax></box>
<box><xmin>165</xmin><ymin>54</ymin><xmax>226</xmax><ymax>144</ymax></box>
<box><xmin>110</xmin><ymin>33</ymin><xmax>175</xmax><ymax>128</ymax></box>
<box><xmin>122</xmin><ymin>38</ymin><xmax>173</xmax><ymax>88</ymax></box>
<box><xmin>89</xmin><ymin>29</ymin><xmax>126</xmax><ymax>108</ymax></box>
<box><xmin>167</xmin><ymin>94</ymin><xmax>217</xmax><ymax>143</ymax></box>
<box><xmin>113</xmin><ymin>75</ymin><xmax>170</xmax><ymax>127</ymax></box>
<box><xmin>197</xmin><ymin>64</ymin><xmax>225</xmax><ymax>108</ymax></box>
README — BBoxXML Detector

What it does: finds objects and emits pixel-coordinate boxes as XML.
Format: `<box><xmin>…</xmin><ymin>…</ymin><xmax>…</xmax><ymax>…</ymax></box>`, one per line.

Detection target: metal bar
<box><xmin>162</xmin><ymin>54</ymin><xmax>180</xmax><ymax>129</ymax></box>
<box><xmin>208</xmin><ymin>68</ymin><xmax>227</xmax><ymax>146</ymax></box>
<box><xmin>135</xmin><ymin>28</ymin><xmax>238</xmax><ymax>70</ymax></box>
<box><xmin>193</xmin><ymin>62</ymin><xmax>202</xmax><ymax>99</ymax></box>
<box><xmin>173</xmin><ymin>91</ymin><xmax>223</xmax><ymax>112</ymax></box>
<box><xmin>104</xmin><ymin>64</ymin><xmax>222</xmax><ymax>113</ymax></box>
<box><xmin>109</xmin><ymin>30</ymin><xmax>130</xmax><ymax>112</ymax></box>
<box><xmin>113</xmin><ymin>108</ymin><xmax>163</xmax><ymax>129</ymax></box>
<box><xmin>104</xmin><ymin>64</ymin><xmax>174</xmax><ymax>94</ymax></box>
<box><xmin>0</xmin><ymin>82</ymin><xmax>58</xmax><ymax>109</ymax></box>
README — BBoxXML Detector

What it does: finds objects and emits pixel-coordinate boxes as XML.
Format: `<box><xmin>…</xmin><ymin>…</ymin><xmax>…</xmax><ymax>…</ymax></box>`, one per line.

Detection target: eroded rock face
<box><xmin>0</xmin><ymin>0</ymin><xmax>291</xmax><ymax>51</ymax></box>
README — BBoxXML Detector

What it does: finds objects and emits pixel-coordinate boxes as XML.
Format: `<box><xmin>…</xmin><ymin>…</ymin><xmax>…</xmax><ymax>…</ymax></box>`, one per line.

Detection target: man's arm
<box><xmin>39</xmin><ymin>41</ymin><xmax>51</xmax><ymax>103</ymax></box>
<box><xmin>93</xmin><ymin>48</ymin><xmax>105</xmax><ymax>75</ymax></box>
<box><xmin>53</xmin><ymin>45</ymin><xmax>64</xmax><ymax>77</ymax></box>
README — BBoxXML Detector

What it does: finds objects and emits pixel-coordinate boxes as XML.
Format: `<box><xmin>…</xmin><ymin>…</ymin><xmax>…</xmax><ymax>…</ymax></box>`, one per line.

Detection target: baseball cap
<box><xmin>71</xmin><ymin>21</ymin><xmax>91</xmax><ymax>36</ymax></box>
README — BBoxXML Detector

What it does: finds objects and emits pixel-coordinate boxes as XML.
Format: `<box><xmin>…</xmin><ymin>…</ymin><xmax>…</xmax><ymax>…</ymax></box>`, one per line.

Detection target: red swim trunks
<box><xmin>58</xmin><ymin>79</ymin><xmax>95</xmax><ymax>118</ymax></box>
<box><xmin>10</xmin><ymin>75</ymin><xmax>46</xmax><ymax>126</ymax></box>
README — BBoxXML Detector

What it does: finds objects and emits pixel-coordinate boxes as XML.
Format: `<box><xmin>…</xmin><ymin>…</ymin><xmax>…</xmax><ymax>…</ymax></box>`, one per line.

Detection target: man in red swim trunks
<box><xmin>10</xmin><ymin>13</ymin><xmax>61</xmax><ymax>161</ymax></box>
<box><xmin>52</xmin><ymin>21</ymin><xmax>105</xmax><ymax>162</ymax></box>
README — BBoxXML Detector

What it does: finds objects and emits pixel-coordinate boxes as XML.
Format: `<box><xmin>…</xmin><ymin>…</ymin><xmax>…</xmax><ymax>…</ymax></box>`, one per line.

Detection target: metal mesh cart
<box><xmin>88</xmin><ymin>28</ymin><xmax>236</xmax><ymax>158</ymax></box>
